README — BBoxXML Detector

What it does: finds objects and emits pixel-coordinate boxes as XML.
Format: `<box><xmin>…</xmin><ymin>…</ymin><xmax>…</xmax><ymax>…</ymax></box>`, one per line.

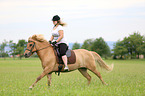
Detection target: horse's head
<box><xmin>24</xmin><ymin>34</ymin><xmax>50</xmax><ymax>58</ymax></box>
<box><xmin>24</xmin><ymin>39</ymin><xmax>37</xmax><ymax>58</ymax></box>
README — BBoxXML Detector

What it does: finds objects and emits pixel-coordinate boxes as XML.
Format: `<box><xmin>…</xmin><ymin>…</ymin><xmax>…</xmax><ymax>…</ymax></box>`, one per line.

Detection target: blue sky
<box><xmin>0</xmin><ymin>0</ymin><xmax>145</xmax><ymax>43</ymax></box>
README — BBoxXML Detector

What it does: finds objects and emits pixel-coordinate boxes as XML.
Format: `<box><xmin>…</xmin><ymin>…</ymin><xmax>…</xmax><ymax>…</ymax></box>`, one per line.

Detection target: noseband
<box><xmin>25</xmin><ymin>41</ymin><xmax>50</xmax><ymax>54</ymax></box>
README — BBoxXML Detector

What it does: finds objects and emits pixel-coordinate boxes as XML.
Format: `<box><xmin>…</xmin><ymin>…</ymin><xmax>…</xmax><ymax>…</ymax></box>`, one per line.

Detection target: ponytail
<box><xmin>57</xmin><ymin>20</ymin><xmax>66</xmax><ymax>26</ymax></box>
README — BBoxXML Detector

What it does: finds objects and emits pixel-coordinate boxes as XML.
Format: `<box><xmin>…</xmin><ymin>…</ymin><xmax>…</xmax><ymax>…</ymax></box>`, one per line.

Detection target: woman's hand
<box><xmin>52</xmin><ymin>41</ymin><xmax>57</xmax><ymax>46</ymax></box>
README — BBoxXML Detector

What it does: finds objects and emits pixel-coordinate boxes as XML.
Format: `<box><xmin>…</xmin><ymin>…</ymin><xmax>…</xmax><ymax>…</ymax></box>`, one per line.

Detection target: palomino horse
<box><xmin>24</xmin><ymin>34</ymin><xmax>113</xmax><ymax>89</ymax></box>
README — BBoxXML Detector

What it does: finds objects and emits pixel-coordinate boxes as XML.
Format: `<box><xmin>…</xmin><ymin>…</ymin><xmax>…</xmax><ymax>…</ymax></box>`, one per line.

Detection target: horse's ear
<box><xmin>28</xmin><ymin>38</ymin><xmax>32</xmax><ymax>42</ymax></box>
<box><xmin>28</xmin><ymin>36</ymin><xmax>35</xmax><ymax>42</ymax></box>
<box><xmin>28</xmin><ymin>37</ymin><xmax>32</xmax><ymax>41</ymax></box>
<box><xmin>32</xmin><ymin>34</ymin><xmax>37</xmax><ymax>40</ymax></box>
<box><xmin>34</xmin><ymin>34</ymin><xmax>37</xmax><ymax>38</ymax></box>
<box><xmin>33</xmin><ymin>34</ymin><xmax>37</xmax><ymax>37</ymax></box>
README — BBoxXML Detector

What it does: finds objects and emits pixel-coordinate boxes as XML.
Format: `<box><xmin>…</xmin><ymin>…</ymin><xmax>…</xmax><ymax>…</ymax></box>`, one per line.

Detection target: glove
<box><xmin>52</xmin><ymin>41</ymin><xmax>57</xmax><ymax>46</ymax></box>
<box><xmin>49</xmin><ymin>40</ymin><xmax>52</xmax><ymax>44</ymax></box>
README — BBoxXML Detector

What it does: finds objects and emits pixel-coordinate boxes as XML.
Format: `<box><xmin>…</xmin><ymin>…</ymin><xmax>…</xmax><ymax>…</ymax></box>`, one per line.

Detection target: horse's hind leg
<box><xmin>90</xmin><ymin>69</ymin><xmax>108</xmax><ymax>85</ymax></box>
<box><xmin>78</xmin><ymin>68</ymin><xmax>91</xmax><ymax>85</ymax></box>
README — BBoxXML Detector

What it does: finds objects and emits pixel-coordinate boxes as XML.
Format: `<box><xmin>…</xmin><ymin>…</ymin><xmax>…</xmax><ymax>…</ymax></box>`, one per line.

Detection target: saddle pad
<box><xmin>66</xmin><ymin>49</ymin><xmax>71</xmax><ymax>57</ymax></box>
<box><xmin>54</xmin><ymin>48</ymin><xmax>76</xmax><ymax>64</ymax></box>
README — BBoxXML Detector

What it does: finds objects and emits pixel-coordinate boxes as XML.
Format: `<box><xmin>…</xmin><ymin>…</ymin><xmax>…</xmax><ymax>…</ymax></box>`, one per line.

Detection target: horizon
<box><xmin>4</xmin><ymin>41</ymin><xmax>116</xmax><ymax>53</ymax></box>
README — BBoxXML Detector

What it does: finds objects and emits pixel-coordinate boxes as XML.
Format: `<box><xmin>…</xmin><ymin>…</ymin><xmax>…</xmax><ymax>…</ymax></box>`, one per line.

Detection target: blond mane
<box><xmin>28</xmin><ymin>34</ymin><xmax>47</xmax><ymax>42</ymax></box>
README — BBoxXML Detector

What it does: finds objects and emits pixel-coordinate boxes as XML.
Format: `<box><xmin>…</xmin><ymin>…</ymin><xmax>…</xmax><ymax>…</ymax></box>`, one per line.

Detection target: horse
<box><xmin>24</xmin><ymin>34</ymin><xmax>114</xmax><ymax>89</ymax></box>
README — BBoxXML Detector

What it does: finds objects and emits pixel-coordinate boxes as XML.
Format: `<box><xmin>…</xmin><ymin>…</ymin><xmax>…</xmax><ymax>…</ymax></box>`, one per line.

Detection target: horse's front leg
<box><xmin>47</xmin><ymin>73</ymin><xmax>52</xmax><ymax>86</ymax></box>
<box><xmin>29</xmin><ymin>67</ymin><xmax>52</xmax><ymax>89</ymax></box>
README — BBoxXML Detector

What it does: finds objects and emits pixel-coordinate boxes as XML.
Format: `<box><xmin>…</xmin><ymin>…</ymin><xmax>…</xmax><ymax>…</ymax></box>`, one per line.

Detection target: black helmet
<box><xmin>52</xmin><ymin>15</ymin><xmax>60</xmax><ymax>21</ymax></box>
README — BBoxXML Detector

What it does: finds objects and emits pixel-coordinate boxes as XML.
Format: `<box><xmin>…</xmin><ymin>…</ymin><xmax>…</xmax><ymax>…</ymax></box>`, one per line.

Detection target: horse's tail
<box><xmin>90</xmin><ymin>51</ymin><xmax>114</xmax><ymax>71</ymax></box>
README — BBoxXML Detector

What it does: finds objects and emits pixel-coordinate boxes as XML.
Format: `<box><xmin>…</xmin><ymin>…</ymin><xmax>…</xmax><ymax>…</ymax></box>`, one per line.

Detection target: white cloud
<box><xmin>1</xmin><ymin>0</ymin><xmax>144</xmax><ymax>10</ymax></box>
<box><xmin>0</xmin><ymin>0</ymin><xmax>145</xmax><ymax>22</ymax></box>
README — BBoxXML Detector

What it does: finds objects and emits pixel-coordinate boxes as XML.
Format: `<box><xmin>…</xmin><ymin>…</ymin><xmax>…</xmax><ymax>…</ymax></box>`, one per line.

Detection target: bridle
<box><xmin>25</xmin><ymin>41</ymin><xmax>50</xmax><ymax>54</ymax></box>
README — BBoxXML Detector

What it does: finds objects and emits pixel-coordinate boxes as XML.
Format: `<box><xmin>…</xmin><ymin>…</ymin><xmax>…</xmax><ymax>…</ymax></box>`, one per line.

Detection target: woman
<box><xmin>49</xmin><ymin>15</ymin><xmax>69</xmax><ymax>71</ymax></box>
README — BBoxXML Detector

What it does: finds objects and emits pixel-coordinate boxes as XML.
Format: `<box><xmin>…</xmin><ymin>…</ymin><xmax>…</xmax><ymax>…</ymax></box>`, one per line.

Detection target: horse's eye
<box><xmin>29</xmin><ymin>44</ymin><xmax>32</xmax><ymax>47</ymax></box>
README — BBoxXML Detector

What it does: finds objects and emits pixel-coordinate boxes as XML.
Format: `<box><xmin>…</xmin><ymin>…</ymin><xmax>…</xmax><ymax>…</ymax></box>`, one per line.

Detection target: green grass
<box><xmin>0</xmin><ymin>58</ymin><xmax>145</xmax><ymax>96</ymax></box>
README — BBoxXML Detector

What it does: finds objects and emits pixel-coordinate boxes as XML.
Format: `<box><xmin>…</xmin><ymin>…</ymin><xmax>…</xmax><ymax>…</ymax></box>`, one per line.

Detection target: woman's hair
<box><xmin>57</xmin><ymin>20</ymin><xmax>66</xmax><ymax>26</ymax></box>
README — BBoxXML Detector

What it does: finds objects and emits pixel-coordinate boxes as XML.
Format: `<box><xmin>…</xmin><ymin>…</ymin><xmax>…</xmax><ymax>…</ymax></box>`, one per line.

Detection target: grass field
<box><xmin>0</xmin><ymin>58</ymin><xmax>145</xmax><ymax>96</ymax></box>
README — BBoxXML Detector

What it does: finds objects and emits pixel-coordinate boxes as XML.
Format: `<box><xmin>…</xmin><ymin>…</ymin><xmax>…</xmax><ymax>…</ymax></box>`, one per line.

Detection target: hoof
<box><xmin>105</xmin><ymin>83</ymin><xmax>108</xmax><ymax>86</ymax></box>
<box><xmin>29</xmin><ymin>86</ymin><xmax>33</xmax><ymax>90</ymax></box>
<box><xmin>103</xmin><ymin>82</ymin><xmax>108</xmax><ymax>85</ymax></box>
<box><xmin>48</xmin><ymin>84</ymin><xmax>51</xmax><ymax>86</ymax></box>
<box><xmin>104</xmin><ymin>83</ymin><xmax>108</xmax><ymax>86</ymax></box>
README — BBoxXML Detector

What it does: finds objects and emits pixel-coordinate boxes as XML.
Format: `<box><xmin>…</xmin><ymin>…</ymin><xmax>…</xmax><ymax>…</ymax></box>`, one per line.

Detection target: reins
<box><xmin>36</xmin><ymin>45</ymin><xmax>50</xmax><ymax>52</ymax></box>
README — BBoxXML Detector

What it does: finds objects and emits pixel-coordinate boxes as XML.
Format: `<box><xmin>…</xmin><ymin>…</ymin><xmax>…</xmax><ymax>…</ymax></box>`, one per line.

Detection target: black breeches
<box><xmin>58</xmin><ymin>43</ymin><xmax>68</xmax><ymax>57</ymax></box>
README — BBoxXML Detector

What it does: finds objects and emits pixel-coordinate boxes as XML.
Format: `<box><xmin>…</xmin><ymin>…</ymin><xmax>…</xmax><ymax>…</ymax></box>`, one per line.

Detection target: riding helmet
<box><xmin>52</xmin><ymin>15</ymin><xmax>60</xmax><ymax>21</ymax></box>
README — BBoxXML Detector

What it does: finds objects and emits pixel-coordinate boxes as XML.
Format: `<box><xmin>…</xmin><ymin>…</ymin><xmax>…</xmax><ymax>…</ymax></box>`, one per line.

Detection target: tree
<box><xmin>72</xmin><ymin>42</ymin><xmax>81</xmax><ymax>50</ymax></box>
<box><xmin>81</xmin><ymin>37</ymin><xmax>111</xmax><ymax>58</ymax></box>
<box><xmin>16</xmin><ymin>39</ymin><xmax>27</xmax><ymax>59</ymax></box>
<box><xmin>136</xmin><ymin>40</ymin><xmax>145</xmax><ymax>58</ymax></box>
<box><xmin>9</xmin><ymin>40</ymin><xmax>17</xmax><ymax>59</ymax></box>
<box><xmin>0</xmin><ymin>40</ymin><xmax>8</xmax><ymax>59</ymax></box>
<box><xmin>112</xmin><ymin>32</ymin><xmax>145</xmax><ymax>59</ymax></box>
<box><xmin>112</xmin><ymin>41</ymin><xmax>128</xmax><ymax>59</ymax></box>
<box><xmin>91</xmin><ymin>37</ymin><xmax>111</xmax><ymax>57</ymax></box>
<box><xmin>123</xmin><ymin>32</ymin><xmax>144</xmax><ymax>59</ymax></box>
<box><xmin>81</xmin><ymin>39</ymin><xmax>94</xmax><ymax>51</ymax></box>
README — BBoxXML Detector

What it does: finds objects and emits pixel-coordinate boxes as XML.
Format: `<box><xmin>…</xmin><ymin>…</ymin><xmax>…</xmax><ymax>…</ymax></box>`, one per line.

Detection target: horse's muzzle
<box><xmin>24</xmin><ymin>52</ymin><xmax>31</xmax><ymax>58</ymax></box>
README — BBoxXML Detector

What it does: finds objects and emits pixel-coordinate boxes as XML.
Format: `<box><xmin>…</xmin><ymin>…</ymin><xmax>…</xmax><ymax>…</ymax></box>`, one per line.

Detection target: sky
<box><xmin>0</xmin><ymin>0</ymin><xmax>145</xmax><ymax>43</ymax></box>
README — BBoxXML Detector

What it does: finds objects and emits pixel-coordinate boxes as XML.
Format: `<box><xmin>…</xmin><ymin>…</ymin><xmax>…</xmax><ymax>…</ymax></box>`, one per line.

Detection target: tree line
<box><xmin>1</xmin><ymin>37</ymin><xmax>111</xmax><ymax>60</ymax></box>
<box><xmin>0</xmin><ymin>39</ymin><xmax>27</xmax><ymax>59</ymax></box>
<box><xmin>72</xmin><ymin>32</ymin><xmax>145</xmax><ymax>59</ymax></box>
<box><xmin>0</xmin><ymin>32</ymin><xmax>145</xmax><ymax>60</ymax></box>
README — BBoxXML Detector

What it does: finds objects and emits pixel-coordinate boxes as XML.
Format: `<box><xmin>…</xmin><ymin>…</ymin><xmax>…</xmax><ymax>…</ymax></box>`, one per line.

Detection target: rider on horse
<box><xmin>49</xmin><ymin>15</ymin><xmax>69</xmax><ymax>71</ymax></box>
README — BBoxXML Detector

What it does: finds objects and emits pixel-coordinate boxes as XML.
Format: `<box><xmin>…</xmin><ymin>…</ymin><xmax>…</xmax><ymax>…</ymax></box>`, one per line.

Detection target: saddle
<box><xmin>53</xmin><ymin>47</ymin><xmax>76</xmax><ymax>64</ymax></box>
<box><xmin>53</xmin><ymin>46</ymin><xmax>76</xmax><ymax>76</ymax></box>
